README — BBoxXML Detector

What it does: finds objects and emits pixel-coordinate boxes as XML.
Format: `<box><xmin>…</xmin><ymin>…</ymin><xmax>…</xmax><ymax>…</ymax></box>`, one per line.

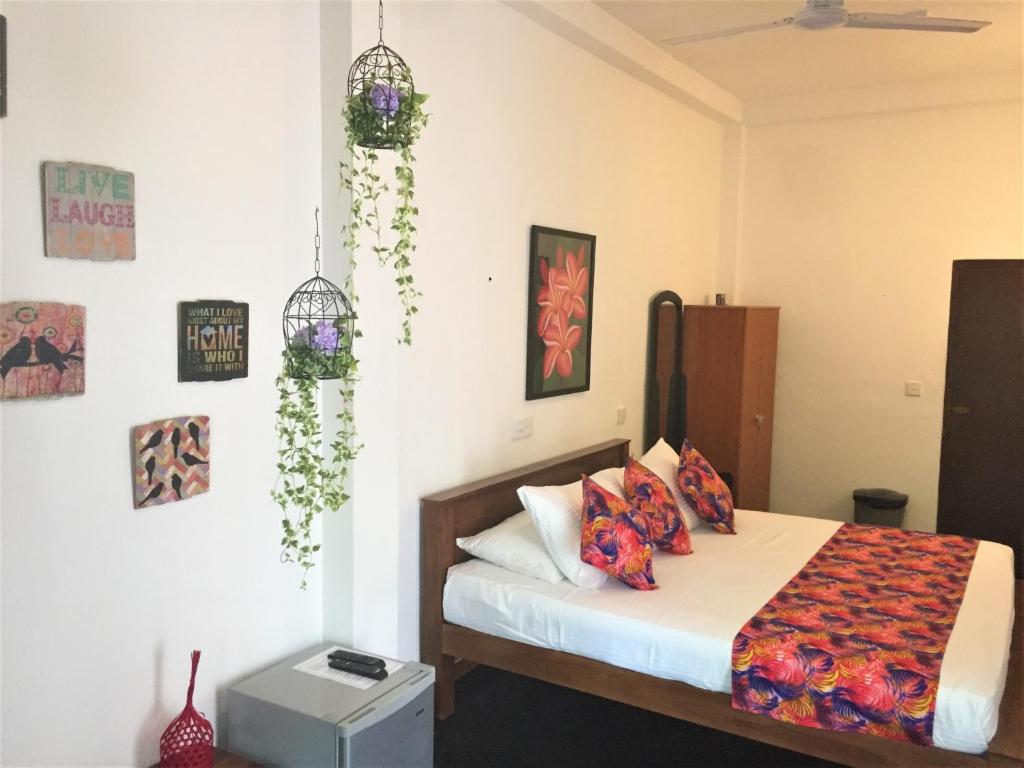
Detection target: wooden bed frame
<box><xmin>420</xmin><ymin>439</ymin><xmax>1023</xmax><ymax>768</ymax></box>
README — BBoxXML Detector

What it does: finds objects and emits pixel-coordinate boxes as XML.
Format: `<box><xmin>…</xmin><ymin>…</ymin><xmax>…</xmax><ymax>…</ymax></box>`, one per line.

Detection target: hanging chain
<box><xmin>378</xmin><ymin>0</ymin><xmax>384</xmax><ymax>42</ymax></box>
<box><xmin>313</xmin><ymin>207</ymin><xmax>321</xmax><ymax>276</ymax></box>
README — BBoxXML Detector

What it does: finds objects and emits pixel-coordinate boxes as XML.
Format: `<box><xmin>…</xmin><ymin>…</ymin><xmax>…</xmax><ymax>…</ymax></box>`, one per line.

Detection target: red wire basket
<box><xmin>160</xmin><ymin>650</ymin><xmax>214</xmax><ymax>768</ymax></box>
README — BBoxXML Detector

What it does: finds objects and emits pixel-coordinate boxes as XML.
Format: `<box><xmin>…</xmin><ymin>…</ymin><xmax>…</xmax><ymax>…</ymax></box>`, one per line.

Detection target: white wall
<box><xmin>332</xmin><ymin>0</ymin><xmax>726</xmax><ymax>659</ymax></box>
<box><xmin>0</xmin><ymin>3</ymin><xmax>325</xmax><ymax>765</ymax></box>
<box><xmin>319</xmin><ymin>0</ymin><xmax>356</xmax><ymax>648</ymax></box>
<box><xmin>736</xmin><ymin>101</ymin><xmax>1023</xmax><ymax>532</ymax></box>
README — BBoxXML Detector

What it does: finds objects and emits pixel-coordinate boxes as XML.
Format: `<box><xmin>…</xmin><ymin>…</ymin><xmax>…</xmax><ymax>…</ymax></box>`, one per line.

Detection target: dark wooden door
<box><xmin>938</xmin><ymin>260</ymin><xmax>1024</xmax><ymax>578</ymax></box>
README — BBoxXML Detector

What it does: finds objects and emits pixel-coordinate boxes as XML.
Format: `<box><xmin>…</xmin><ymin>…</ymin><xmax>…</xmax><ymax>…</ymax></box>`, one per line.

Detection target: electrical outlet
<box><xmin>905</xmin><ymin>381</ymin><xmax>922</xmax><ymax>397</ymax></box>
<box><xmin>511</xmin><ymin>416</ymin><xmax>534</xmax><ymax>440</ymax></box>
<box><xmin>616</xmin><ymin>405</ymin><xmax>627</xmax><ymax>425</ymax></box>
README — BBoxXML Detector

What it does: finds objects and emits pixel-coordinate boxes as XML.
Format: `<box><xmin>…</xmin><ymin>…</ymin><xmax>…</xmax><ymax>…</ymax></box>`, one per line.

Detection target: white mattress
<box><xmin>443</xmin><ymin>508</ymin><xmax>1016</xmax><ymax>754</ymax></box>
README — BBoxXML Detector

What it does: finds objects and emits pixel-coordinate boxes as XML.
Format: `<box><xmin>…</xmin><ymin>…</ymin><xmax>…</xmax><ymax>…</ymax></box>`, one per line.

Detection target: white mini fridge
<box><xmin>227</xmin><ymin>642</ymin><xmax>435</xmax><ymax>767</ymax></box>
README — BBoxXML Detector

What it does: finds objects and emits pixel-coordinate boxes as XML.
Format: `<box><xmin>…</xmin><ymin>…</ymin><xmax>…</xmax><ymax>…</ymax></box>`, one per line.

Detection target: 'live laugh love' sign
<box><xmin>43</xmin><ymin>161</ymin><xmax>136</xmax><ymax>261</ymax></box>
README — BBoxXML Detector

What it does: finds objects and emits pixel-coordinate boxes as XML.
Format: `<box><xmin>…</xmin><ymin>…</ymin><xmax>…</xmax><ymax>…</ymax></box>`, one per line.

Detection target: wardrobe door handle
<box><xmin>754</xmin><ymin>414</ymin><xmax>766</xmax><ymax>426</ymax></box>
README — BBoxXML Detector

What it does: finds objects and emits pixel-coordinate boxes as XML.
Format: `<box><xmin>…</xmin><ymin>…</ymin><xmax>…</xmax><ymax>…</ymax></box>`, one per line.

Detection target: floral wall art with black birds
<box><xmin>132</xmin><ymin>416</ymin><xmax>210</xmax><ymax>508</ymax></box>
<box><xmin>0</xmin><ymin>301</ymin><xmax>85</xmax><ymax>400</ymax></box>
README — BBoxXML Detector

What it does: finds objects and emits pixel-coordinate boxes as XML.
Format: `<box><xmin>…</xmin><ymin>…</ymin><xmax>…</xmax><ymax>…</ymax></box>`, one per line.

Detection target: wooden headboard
<box><xmin>419</xmin><ymin>439</ymin><xmax>630</xmax><ymax>677</ymax></box>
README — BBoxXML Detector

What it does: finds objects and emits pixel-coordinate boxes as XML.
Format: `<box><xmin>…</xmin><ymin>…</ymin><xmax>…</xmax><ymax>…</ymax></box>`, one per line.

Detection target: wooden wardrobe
<box><xmin>682</xmin><ymin>306</ymin><xmax>779</xmax><ymax>511</ymax></box>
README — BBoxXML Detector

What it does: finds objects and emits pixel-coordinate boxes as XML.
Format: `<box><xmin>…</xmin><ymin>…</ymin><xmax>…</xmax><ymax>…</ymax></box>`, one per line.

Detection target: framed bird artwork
<box><xmin>0</xmin><ymin>301</ymin><xmax>85</xmax><ymax>400</ymax></box>
<box><xmin>132</xmin><ymin>415</ymin><xmax>210</xmax><ymax>508</ymax></box>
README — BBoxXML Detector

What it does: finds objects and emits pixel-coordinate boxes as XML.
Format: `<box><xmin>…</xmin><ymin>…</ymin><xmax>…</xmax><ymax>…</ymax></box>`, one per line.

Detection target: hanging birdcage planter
<box><xmin>281</xmin><ymin>210</ymin><xmax>356</xmax><ymax>381</ymax></box>
<box><xmin>273</xmin><ymin>209</ymin><xmax>360</xmax><ymax>590</ymax></box>
<box><xmin>341</xmin><ymin>0</ymin><xmax>429</xmax><ymax>345</ymax></box>
<box><xmin>347</xmin><ymin>44</ymin><xmax>415</xmax><ymax>150</ymax></box>
<box><xmin>346</xmin><ymin>1</ymin><xmax>425</xmax><ymax>150</ymax></box>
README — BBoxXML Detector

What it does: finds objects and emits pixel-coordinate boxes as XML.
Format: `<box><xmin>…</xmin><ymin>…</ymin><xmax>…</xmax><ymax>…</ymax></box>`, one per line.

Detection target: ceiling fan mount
<box><xmin>792</xmin><ymin>1</ymin><xmax>848</xmax><ymax>30</ymax></box>
<box><xmin>661</xmin><ymin>0</ymin><xmax>991</xmax><ymax>45</ymax></box>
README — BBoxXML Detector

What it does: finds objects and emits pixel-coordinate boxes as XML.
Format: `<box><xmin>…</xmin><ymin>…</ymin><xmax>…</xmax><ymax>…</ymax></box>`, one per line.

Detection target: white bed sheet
<box><xmin>443</xmin><ymin>508</ymin><xmax>1016</xmax><ymax>754</ymax></box>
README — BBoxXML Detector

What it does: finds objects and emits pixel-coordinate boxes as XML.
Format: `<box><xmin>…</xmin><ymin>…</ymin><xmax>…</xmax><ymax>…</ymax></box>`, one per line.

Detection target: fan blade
<box><xmin>846</xmin><ymin>12</ymin><xmax>990</xmax><ymax>33</ymax></box>
<box><xmin>662</xmin><ymin>17</ymin><xmax>793</xmax><ymax>45</ymax></box>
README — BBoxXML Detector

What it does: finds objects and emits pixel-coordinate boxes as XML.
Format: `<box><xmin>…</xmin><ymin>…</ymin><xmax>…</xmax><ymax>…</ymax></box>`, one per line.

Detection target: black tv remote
<box><xmin>328</xmin><ymin>649</ymin><xmax>385</xmax><ymax>667</ymax></box>
<box><xmin>328</xmin><ymin>658</ymin><xmax>389</xmax><ymax>680</ymax></box>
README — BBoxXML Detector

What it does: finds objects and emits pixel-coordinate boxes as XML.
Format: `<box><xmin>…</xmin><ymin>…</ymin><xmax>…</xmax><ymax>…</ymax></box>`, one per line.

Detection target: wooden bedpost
<box><xmin>420</xmin><ymin>496</ymin><xmax>457</xmax><ymax>719</ymax></box>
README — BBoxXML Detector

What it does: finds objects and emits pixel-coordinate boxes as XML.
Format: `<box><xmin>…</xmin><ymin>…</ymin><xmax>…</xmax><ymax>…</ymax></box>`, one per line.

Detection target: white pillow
<box><xmin>456</xmin><ymin>511</ymin><xmax>564</xmax><ymax>584</ymax></box>
<box><xmin>517</xmin><ymin>466</ymin><xmax>625</xmax><ymax>590</ymax></box>
<box><xmin>639</xmin><ymin>438</ymin><xmax>703</xmax><ymax>532</ymax></box>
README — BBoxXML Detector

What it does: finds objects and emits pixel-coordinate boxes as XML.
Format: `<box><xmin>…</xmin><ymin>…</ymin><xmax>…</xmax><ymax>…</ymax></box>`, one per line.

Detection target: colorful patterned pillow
<box><xmin>518</xmin><ymin>466</ymin><xmax>625</xmax><ymax>590</ymax></box>
<box><xmin>639</xmin><ymin>438</ymin><xmax>703</xmax><ymax>532</ymax></box>
<box><xmin>677</xmin><ymin>439</ymin><xmax>736</xmax><ymax>534</ymax></box>
<box><xmin>580</xmin><ymin>475</ymin><xmax>657</xmax><ymax>590</ymax></box>
<box><xmin>624</xmin><ymin>458</ymin><xmax>693</xmax><ymax>555</ymax></box>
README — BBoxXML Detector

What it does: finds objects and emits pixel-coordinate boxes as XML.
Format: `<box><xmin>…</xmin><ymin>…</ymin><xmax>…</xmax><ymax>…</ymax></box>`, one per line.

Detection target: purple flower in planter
<box><xmin>292</xmin><ymin>320</ymin><xmax>343</xmax><ymax>353</ymax></box>
<box><xmin>369</xmin><ymin>82</ymin><xmax>401</xmax><ymax>119</ymax></box>
<box><xmin>311</xmin><ymin>320</ymin><xmax>340</xmax><ymax>352</ymax></box>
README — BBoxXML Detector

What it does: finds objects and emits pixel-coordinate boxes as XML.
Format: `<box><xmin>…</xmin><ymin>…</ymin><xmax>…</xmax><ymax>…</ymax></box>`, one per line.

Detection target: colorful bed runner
<box><xmin>731</xmin><ymin>524</ymin><xmax>978</xmax><ymax>745</ymax></box>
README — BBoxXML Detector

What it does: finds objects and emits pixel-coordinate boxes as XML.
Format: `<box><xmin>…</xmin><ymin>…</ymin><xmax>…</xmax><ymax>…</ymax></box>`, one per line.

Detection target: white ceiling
<box><xmin>596</xmin><ymin>0</ymin><xmax>1023</xmax><ymax>100</ymax></box>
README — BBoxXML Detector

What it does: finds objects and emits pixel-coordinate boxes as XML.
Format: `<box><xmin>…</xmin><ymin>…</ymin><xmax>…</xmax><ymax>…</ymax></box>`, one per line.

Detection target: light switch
<box><xmin>511</xmin><ymin>416</ymin><xmax>534</xmax><ymax>440</ymax></box>
<box><xmin>616</xmin><ymin>405</ymin><xmax>627</xmax><ymax>425</ymax></box>
<box><xmin>905</xmin><ymin>381</ymin><xmax>922</xmax><ymax>397</ymax></box>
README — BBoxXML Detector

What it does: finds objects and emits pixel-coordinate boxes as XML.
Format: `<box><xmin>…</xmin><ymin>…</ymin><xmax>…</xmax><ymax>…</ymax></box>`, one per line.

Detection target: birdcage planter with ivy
<box><xmin>282</xmin><ymin>275</ymin><xmax>356</xmax><ymax>381</ymax></box>
<box><xmin>346</xmin><ymin>43</ymin><xmax>422</xmax><ymax>151</ymax></box>
<box><xmin>274</xmin><ymin>210</ymin><xmax>360</xmax><ymax>590</ymax></box>
<box><xmin>340</xmin><ymin>0</ymin><xmax>429</xmax><ymax>345</ymax></box>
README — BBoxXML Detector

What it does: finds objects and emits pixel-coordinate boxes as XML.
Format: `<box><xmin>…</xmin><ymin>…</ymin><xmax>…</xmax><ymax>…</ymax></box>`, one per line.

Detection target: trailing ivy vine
<box><xmin>340</xmin><ymin>90</ymin><xmax>429</xmax><ymax>345</ymax></box>
<box><xmin>273</xmin><ymin>345</ymin><xmax>360</xmax><ymax>590</ymax></box>
<box><xmin>273</xmin><ymin>81</ymin><xmax>427</xmax><ymax>588</ymax></box>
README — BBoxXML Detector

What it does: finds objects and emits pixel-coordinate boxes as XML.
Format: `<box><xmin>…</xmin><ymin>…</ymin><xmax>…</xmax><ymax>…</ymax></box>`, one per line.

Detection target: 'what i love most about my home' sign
<box><xmin>43</xmin><ymin>161</ymin><xmax>136</xmax><ymax>261</ymax></box>
<box><xmin>178</xmin><ymin>300</ymin><xmax>249</xmax><ymax>382</ymax></box>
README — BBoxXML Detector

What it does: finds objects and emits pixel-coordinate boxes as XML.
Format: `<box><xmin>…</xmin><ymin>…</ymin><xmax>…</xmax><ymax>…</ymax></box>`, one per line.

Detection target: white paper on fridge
<box><xmin>293</xmin><ymin>645</ymin><xmax>405</xmax><ymax>690</ymax></box>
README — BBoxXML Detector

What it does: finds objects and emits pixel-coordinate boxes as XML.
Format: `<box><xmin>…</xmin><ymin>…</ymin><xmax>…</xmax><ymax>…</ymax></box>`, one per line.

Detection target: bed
<box><xmin>420</xmin><ymin>439</ymin><xmax>1023</xmax><ymax>768</ymax></box>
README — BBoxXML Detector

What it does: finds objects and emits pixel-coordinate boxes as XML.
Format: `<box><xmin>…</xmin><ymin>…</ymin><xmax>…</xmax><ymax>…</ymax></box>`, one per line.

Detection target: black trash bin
<box><xmin>852</xmin><ymin>488</ymin><xmax>908</xmax><ymax>528</ymax></box>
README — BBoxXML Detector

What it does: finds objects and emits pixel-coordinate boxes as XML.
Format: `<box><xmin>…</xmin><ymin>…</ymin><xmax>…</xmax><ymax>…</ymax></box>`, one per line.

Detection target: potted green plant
<box><xmin>274</xmin><ymin>269</ymin><xmax>360</xmax><ymax>589</ymax></box>
<box><xmin>341</xmin><ymin>73</ymin><xmax>429</xmax><ymax>345</ymax></box>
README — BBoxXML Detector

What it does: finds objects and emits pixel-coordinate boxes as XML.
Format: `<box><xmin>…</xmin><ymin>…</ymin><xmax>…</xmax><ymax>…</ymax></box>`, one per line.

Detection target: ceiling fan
<box><xmin>661</xmin><ymin>0</ymin><xmax>991</xmax><ymax>45</ymax></box>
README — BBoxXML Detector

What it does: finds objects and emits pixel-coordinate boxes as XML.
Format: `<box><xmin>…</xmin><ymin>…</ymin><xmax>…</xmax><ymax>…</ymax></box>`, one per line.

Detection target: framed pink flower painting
<box><xmin>525</xmin><ymin>226</ymin><xmax>596</xmax><ymax>400</ymax></box>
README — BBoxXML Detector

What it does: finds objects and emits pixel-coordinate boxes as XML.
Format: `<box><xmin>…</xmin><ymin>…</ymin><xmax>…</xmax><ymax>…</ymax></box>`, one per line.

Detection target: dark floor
<box><xmin>435</xmin><ymin>666</ymin><xmax>839</xmax><ymax>768</ymax></box>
